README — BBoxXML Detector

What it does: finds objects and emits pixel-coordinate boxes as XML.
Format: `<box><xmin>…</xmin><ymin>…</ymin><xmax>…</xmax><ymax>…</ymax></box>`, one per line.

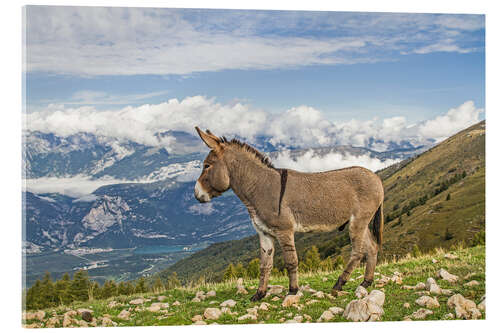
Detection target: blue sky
<box><xmin>24</xmin><ymin>6</ymin><xmax>485</xmax><ymax>148</ymax></box>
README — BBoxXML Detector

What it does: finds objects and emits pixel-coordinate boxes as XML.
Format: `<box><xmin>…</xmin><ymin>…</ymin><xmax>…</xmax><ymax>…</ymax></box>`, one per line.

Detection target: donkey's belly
<box><xmin>294</xmin><ymin>219</ymin><xmax>346</xmax><ymax>233</ymax></box>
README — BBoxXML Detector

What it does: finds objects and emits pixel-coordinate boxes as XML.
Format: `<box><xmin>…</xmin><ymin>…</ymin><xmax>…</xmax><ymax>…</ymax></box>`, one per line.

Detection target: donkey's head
<box><xmin>194</xmin><ymin>127</ymin><xmax>231</xmax><ymax>203</ymax></box>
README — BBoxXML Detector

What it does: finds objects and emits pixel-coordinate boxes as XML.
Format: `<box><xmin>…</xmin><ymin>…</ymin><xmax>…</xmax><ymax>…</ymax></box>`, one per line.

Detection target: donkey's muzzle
<box><xmin>194</xmin><ymin>181</ymin><xmax>211</xmax><ymax>203</ymax></box>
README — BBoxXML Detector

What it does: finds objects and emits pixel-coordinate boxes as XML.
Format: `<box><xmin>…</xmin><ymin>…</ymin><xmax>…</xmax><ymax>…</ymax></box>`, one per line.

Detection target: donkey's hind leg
<box><xmin>332</xmin><ymin>219</ymin><xmax>368</xmax><ymax>295</ymax></box>
<box><xmin>332</xmin><ymin>237</ymin><xmax>365</xmax><ymax>295</ymax></box>
<box><xmin>360</xmin><ymin>229</ymin><xmax>378</xmax><ymax>288</ymax></box>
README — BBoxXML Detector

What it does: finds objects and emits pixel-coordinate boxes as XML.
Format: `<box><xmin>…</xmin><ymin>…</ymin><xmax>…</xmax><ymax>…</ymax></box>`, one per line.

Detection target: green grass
<box><xmin>22</xmin><ymin>245</ymin><xmax>485</xmax><ymax>327</ymax></box>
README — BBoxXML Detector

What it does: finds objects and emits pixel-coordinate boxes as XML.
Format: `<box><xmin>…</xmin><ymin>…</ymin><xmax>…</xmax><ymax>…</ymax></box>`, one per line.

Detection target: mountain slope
<box><xmin>158</xmin><ymin>121</ymin><xmax>485</xmax><ymax>283</ymax></box>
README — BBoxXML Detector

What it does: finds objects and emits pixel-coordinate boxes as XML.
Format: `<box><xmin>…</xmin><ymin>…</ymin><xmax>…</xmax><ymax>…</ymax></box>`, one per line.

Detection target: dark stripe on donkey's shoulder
<box><xmin>278</xmin><ymin>168</ymin><xmax>288</xmax><ymax>216</ymax></box>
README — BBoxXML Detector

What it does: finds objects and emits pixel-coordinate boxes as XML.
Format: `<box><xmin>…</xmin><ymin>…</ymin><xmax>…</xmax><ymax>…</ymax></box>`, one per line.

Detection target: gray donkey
<box><xmin>193</xmin><ymin>127</ymin><xmax>384</xmax><ymax>301</ymax></box>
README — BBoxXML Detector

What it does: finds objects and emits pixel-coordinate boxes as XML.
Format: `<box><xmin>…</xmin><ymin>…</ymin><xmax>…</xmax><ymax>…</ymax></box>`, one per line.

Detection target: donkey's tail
<box><xmin>372</xmin><ymin>203</ymin><xmax>384</xmax><ymax>249</ymax></box>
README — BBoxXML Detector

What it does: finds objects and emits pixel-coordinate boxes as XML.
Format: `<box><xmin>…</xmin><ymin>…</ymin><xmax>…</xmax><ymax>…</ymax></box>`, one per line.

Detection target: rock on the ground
<box><xmin>300</xmin><ymin>285</ymin><xmax>317</xmax><ymax>293</ymax></box>
<box><xmin>147</xmin><ymin>304</ymin><xmax>162</xmax><ymax>312</ymax></box>
<box><xmin>238</xmin><ymin>313</ymin><xmax>257</xmax><ymax>321</ymax></box>
<box><xmin>313</xmin><ymin>291</ymin><xmax>325</xmax><ymax>298</ymax></box>
<box><xmin>192</xmin><ymin>297</ymin><xmax>202</xmax><ymax>302</ymax></box>
<box><xmin>343</xmin><ymin>290</ymin><xmax>385</xmax><ymax>322</ymax></box>
<box><xmin>101</xmin><ymin>317</ymin><xmax>117</xmax><ymax>327</ymax></box>
<box><xmin>415</xmin><ymin>296</ymin><xmax>440</xmax><ymax>309</ymax></box>
<box><xmin>425</xmin><ymin>277</ymin><xmax>442</xmax><ymax>294</ymax></box>
<box><xmin>447</xmin><ymin>294</ymin><xmax>481</xmax><ymax>319</ymax></box>
<box><xmin>411</xmin><ymin>308</ymin><xmax>433</xmax><ymax>320</ymax></box>
<box><xmin>282</xmin><ymin>294</ymin><xmax>301</xmax><ymax>307</ymax></box>
<box><xmin>206</xmin><ymin>290</ymin><xmax>216</xmax><ymax>297</ymax></box>
<box><xmin>220</xmin><ymin>299</ymin><xmax>236</xmax><ymax>308</ymax></box>
<box><xmin>23</xmin><ymin>310</ymin><xmax>45</xmax><ymax>321</ymax></box>
<box><xmin>193</xmin><ymin>320</ymin><xmax>207</xmax><ymax>325</ymax></box>
<box><xmin>317</xmin><ymin>310</ymin><xmax>334</xmax><ymax>322</ymax></box>
<box><xmin>172</xmin><ymin>300</ymin><xmax>181</xmax><ymax>306</ymax></box>
<box><xmin>108</xmin><ymin>301</ymin><xmax>120</xmax><ymax>308</ymax></box>
<box><xmin>259</xmin><ymin>302</ymin><xmax>270</xmax><ymax>311</ymax></box>
<box><xmin>268</xmin><ymin>285</ymin><xmax>285</xmax><ymax>295</ymax></box>
<box><xmin>432</xmin><ymin>258</ymin><xmax>438</xmax><ymax>264</ymax></box>
<box><xmin>444</xmin><ymin>313</ymin><xmax>455</xmax><ymax>319</ymax></box>
<box><xmin>62</xmin><ymin>315</ymin><xmax>73</xmax><ymax>328</ymax></box>
<box><xmin>444</xmin><ymin>253</ymin><xmax>458</xmax><ymax>260</ymax></box>
<box><xmin>465</xmin><ymin>280</ymin><xmax>479</xmax><ymax>287</ymax></box>
<box><xmin>191</xmin><ymin>314</ymin><xmax>203</xmax><ymax>322</ymax></box>
<box><xmin>355</xmin><ymin>285</ymin><xmax>368</xmax><ymax>299</ymax></box>
<box><xmin>129</xmin><ymin>298</ymin><xmax>144</xmax><ymax>305</ymax></box>
<box><xmin>204</xmin><ymin>308</ymin><xmax>222</xmax><ymax>320</ymax></box>
<box><xmin>437</xmin><ymin>268</ymin><xmax>459</xmax><ymax>283</ymax></box>
<box><xmin>247</xmin><ymin>307</ymin><xmax>258</xmax><ymax>316</ymax></box>
<box><xmin>45</xmin><ymin>316</ymin><xmax>60</xmax><ymax>328</ymax></box>
<box><xmin>236</xmin><ymin>278</ymin><xmax>248</xmax><ymax>294</ymax></box>
<box><xmin>415</xmin><ymin>282</ymin><xmax>426</xmax><ymax>290</ymax></box>
<box><xmin>117</xmin><ymin>310</ymin><xmax>131</xmax><ymax>320</ymax></box>
<box><xmin>403</xmin><ymin>302</ymin><xmax>410</xmax><ymax>309</ymax></box>
<box><xmin>329</xmin><ymin>307</ymin><xmax>344</xmax><ymax>315</ymax></box>
<box><xmin>157</xmin><ymin>295</ymin><xmax>167</xmax><ymax>301</ymax></box>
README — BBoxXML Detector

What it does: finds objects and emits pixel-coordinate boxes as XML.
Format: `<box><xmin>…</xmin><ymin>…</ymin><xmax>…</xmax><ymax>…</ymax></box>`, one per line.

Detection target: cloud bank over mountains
<box><xmin>25</xmin><ymin>97</ymin><xmax>483</xmax><ymax>153</ymax></box>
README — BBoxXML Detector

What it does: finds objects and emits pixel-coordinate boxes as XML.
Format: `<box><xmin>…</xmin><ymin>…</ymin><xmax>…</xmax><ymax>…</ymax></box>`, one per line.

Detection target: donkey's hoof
<box><xmin>360</xmin><ymin>279</ymin><xmax>373</xmax><ymax>288</ymax></box>
<box><xmin>250</xmin><ymin>290</ymin><xmax>266</xmax><ymax>302</ymax></box>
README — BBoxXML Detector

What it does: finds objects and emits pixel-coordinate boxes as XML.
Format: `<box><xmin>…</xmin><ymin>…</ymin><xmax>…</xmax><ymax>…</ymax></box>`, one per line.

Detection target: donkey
<box><xmin>193</xmin><ymin>127</ymin><xmax>384</xmax><ymax>301</ymax></box>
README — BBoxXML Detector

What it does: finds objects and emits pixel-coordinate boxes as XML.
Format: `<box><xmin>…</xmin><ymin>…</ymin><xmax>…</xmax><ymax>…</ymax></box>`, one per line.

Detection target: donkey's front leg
<box><xmin>251</xmin><ymin>231</ymin><xmax>275</xmax><ymax>301</ymax></box>
<box><xmin>276</xmin><ymin>232</ymin><xmax>299</xmax><ymax>295</ymax></box>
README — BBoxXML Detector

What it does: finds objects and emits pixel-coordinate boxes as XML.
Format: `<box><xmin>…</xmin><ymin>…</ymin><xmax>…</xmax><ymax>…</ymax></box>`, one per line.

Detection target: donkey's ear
<box><xmin>195</xmin><ymin>126</ymin><xmax>222</xmax><ymax>151</ymax></box>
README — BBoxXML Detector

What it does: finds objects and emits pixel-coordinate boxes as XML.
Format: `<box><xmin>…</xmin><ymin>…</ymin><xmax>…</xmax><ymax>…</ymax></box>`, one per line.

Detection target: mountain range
<box><xmin>22</xmin><ymin>127</ymin><xmax>432</xmax><ymax>285</ymax></box>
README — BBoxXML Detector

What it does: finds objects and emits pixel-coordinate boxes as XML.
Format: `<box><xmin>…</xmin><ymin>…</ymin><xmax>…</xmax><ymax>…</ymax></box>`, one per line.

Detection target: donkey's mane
<box><xmin>220</xmin><ymin>136</ymin><xmax>275</xmax><ymax>169</ymax></box>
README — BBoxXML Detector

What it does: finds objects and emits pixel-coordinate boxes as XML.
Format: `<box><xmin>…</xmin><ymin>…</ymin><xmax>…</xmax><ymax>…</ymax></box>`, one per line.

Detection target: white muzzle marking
<box><xmin>195</xmin><ymin>181</ymin><xmax>211</xmax><ymax>203</ymax></box>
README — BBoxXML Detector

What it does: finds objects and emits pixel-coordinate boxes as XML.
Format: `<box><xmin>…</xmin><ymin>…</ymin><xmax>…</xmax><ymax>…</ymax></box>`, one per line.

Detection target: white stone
<box><xmin>415</xmin><ymin>296</ymin><xmax>440</xmax><ymax>309</ymax></box>
<box><xmin>237</xmin><ymin>313</ymin><xmax>257</xmax><ymax>321</ymax></box>
<box><xmin>411</xmin><ymin>308</ymin><xmax>433</xmax><ymax>320</ymax></box>
<box><xmin>117</xmin><ymin>310</ymin><xmax>131</xmax><ymax>320</ymax></box>
<box><xmin>355</xmin><ymin>285</ymin><xmax>368</xmax><ymax>299</ymax></box>
<box><xmin>204</xmin><ymin>308</ymin><xmax>222</xmax><ymax>320</ymax></box>
<box><xmin>343</xmin><ymin>290</ymin><xmax>385</xmax><ymax>322</ymax></box>
<box><xmin>328</xmin><ymin>307</ymin><xmax>344</xmax><ymax>315</ymax></box>
<box><xmin>437</xmin><ymin>268</ymin><xmax>459</xmax><ymax>283</ymax></box>
<box><xmin>465</xmin><ymin>280</ymin><xmax>479</xmax><ymax>287</ymax></box>
<box><xmin>444</xmin><ymin>253</ymin><xmax>458</xmax><ymax>260</ymax></box>
<box><xmin>129</xmin><ymin>298</ymin><xmax>144</xmax><ymax>305</ymax></box>
<box><xmin>191</xmin><ymin>314</ymin><xmax>203</xmax><ymax>322</ymax></box>
<box><xmin>220</xmin><ymin>299</ymin><xmax>237</xmax><ymax>307</ymax></box>
<box><xmin>318</xmin><ymin>310</ymin><xmax>334</xmax><ymax>322</ymax></box>
<box><xmin>282</xmin><ymin>294</ymin><xmax>301</xmax><ymax>307</ymax></box>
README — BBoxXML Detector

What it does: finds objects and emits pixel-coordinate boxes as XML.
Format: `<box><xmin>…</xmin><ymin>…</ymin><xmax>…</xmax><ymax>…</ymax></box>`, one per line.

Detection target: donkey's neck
<box><xmin>224</xmin><ymin>149</ymin><xmax>279</xmax><ymax>209</ymax></box>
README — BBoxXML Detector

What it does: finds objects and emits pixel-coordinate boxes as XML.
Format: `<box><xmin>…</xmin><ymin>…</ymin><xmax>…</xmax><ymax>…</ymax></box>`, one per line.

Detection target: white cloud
<box><xmin>25</xmin><ymin>98</ymin><xmax>484</xmax><ymax>153</ymax></box>
<box><xmin>24</xmin><ymin>176</ymin><xmax>125</xmax><ymax>198</ymax></box>
<box><xmin>273</xmin><ymin>150</ymin><xmax>400</xmax><ymax>173</ymax></box>
<box><xmin>24</xmin><ymin>7</ymin><xmax>484</xmax><ymax>76</ymax></box>
<box><xmin>419</xmin><ymin>100</ymin><xmax>483</xmax><ymax>142</ymax></box>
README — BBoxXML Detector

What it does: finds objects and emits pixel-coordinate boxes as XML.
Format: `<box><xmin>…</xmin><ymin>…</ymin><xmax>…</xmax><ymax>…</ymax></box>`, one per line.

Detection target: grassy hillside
<box><xmin>157</xmin><ymin>121</ymin><xmax>485</xmax><ymax>283</ymax></box>
<box><xmin>22</xmin><ymin>245</ymin><xmax>485</xmax><ymax>327</ymax></box>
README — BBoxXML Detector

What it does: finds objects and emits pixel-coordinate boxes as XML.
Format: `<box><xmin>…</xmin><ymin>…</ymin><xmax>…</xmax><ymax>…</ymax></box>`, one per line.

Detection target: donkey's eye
<box><xmin>204</xmin><ymin>164</ymin><xmax>210</xmax><ymax>169</ymax></box>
